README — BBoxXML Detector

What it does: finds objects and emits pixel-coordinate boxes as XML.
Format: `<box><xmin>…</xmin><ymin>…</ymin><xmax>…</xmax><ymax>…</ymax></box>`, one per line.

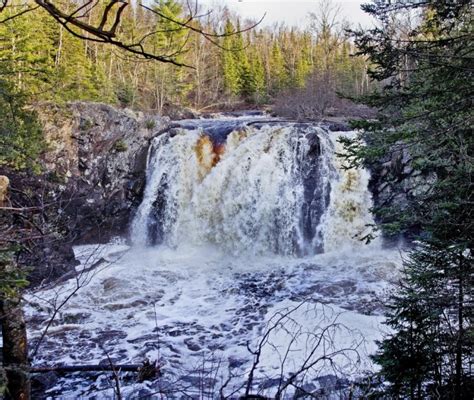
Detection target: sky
<box><xmin>199</xmin><ymin>0</ymin><xmax>374</xmax><ymax>29</ymax></box>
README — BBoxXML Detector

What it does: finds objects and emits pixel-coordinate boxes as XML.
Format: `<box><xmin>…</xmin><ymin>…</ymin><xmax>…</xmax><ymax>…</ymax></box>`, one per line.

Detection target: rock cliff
<box><xmin>1</xmin><ymin>102</ymin><xmax>167</xmax><ymax>284</ymax></box>
<box><xmin>37</xmin><ymin>102</ymin><xmax>168</xmax><ymax>243</ymax></box>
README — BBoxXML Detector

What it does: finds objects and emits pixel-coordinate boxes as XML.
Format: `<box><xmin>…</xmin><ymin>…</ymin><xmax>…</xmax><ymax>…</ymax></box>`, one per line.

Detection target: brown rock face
<box><xmin>34</xmin><ymin>102</ymin><xmax>169</xmax><ymax>244</ymax></box>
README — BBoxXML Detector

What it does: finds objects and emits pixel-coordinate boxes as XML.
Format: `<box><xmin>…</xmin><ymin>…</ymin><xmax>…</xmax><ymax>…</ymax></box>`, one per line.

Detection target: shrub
<box><xmin>113</xmin><ymin>139</ymin><xmax>128</xmax><ymax>152</ymax></box>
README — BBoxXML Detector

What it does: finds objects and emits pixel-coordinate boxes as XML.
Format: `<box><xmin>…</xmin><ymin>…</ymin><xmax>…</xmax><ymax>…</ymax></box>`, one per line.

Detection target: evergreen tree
<box><xmin>269</xmin><ymin>42</ymin><xmax>289</xmax><ymax>95</ymax></box>
<box><xmin>294</xmin><ymin>55</ymin><xmax>311</xmax><ymax>89</ymax></box>
<box><xmin>150</xmin><ymin>0</ymin><xmax>191</xmax><ymax>110</ymax></box>
<box><xmin>373</xmin><ymin>240</ymin><xmax>472</xmax><ymax>399</ymax></box>
<box><xmin>344</xmin><ymin>2</ymin><xmax>473</xmax><ymax>398</ymax></box>
<box><xmin>0</xmin><ymin>5</ymin><xmax>57</xmax><ymax>97</ymax></box>
<box><xmin>0</xmin><ymin>78</ymin><xmax>44</xmax><ymax>171</ymax></box>
<box><xmin>335</xmin><ymin>41</ymin><xmax>352</xmax><ymax>94</ymax></box>
<box><xmin>248</xmin><ymin>44</ymin><xmax>266</xmax><ymax>103</ymax></box>
<box><xmin>234</xmin><ymin>29</ymin><xmax>255</xmax><ymax>99</ymax></box>
<box><xmin>221</xmin><ymin>19</ymin><xmax>240</xmax><ymax>97</ymax></box>
<box><xmin>0</xmin><ymin>1</ymin><xmax>371</xmax><ymax>109</ymax></box>
<box><xmin>53</xmin><ymin>29</ymin><xmax>103</xmax><ymax>102</ymax></box>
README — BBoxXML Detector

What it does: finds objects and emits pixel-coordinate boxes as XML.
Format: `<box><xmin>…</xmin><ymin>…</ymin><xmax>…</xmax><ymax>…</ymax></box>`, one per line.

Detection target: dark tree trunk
<box><xmin>1</xmin><ymin>294</ymin><xmax>30</xmax><ymax>400</ymax></box>
<box><xmin>455</xmin><ymin>252</ymin><xmax>464</xmax><ymax>400</ymax></box>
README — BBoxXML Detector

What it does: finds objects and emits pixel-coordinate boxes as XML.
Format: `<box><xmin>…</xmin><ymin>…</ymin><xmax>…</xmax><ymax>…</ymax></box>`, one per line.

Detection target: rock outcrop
<box><xmin>368</xmin><ymin>144</ymin><xmax>433</xmax><ymax>244</ymax></box>
<box><xmin>36</xmin><ymin>102</ymin><xmax>168</xmax><ymax>243</ymax></box>
<box><xmin>1</xmin><ymin>102</ymin><xmax>168</xmax><ymax>285</ymax></box>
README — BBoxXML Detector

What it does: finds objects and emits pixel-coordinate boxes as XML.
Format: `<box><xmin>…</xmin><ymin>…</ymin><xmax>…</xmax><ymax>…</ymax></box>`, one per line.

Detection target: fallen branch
<box><xmin>31</xmin><ymin>364</ymin><xmax>142</xmax><ymax>373</ymax></box>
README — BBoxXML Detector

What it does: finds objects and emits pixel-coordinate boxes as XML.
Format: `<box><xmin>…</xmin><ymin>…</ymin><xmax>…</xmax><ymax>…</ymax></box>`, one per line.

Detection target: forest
<box><xmin>0</xmin><ymin>0</ymin><xmax>370</xmax><ymax>112</ymax></box>
<box><xmin>0</xmin><ymin>0</ymin><xmax>473</xmax><ymax>399</ymax></box>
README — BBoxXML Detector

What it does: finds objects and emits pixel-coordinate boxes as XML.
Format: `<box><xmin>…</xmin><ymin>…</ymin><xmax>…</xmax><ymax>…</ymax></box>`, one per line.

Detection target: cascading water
<box><xmin>26</xmin><ymin>117</ymin><xmax>399</xmax><ymax>398</ymax></box>
<box><xmin>132</xmin><ymin>120</ymin><xmax>379</xmax><ymax>255</ymax></box>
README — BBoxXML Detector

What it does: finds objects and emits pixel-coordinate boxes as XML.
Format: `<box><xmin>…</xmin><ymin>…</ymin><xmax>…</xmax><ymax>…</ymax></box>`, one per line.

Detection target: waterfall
<box><xmin>318</xmin><ymin>131</ymin><xmax>380</xmax><ymax>252</ymax></box>
<box><xmin>131</xmin><ymin>120</ymin><xmax>379</xmax><ymax>255</ymax></box>
<box><xmin>29</xmin><ymin>119</ymin><xmax>396</xmax><ymax>398</ymax></box>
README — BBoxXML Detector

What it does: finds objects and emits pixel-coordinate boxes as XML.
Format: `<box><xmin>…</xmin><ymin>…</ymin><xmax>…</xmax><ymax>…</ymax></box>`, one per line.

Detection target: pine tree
<box><xmin>248</xmin><ymin>44</ymin><xmax>266</xmax><ymax>103</ymax></box>
<box><xmin>344</xmin><ymin>1</ymin><xmax>474</xmax><ymax>398</ymax></box>
<box><xmin>373</xmin><ymin>241</ymin><xmax>472</xmax><ymax>398</ymax></box>
<box><xmin>269</xmin><ymin>42</ymin><xmax>289</xmax><ymax>95</ymax></box>
<box><xmin>53</xmin><ymin>29</ymin><xmax>103</xmax><ymax>102</ymax></box>
<box><xmin>0</xmin><ymin>4</ymin><xmax>57</xmax><ymax>98</ymax></box>
<box><xmin>294</xmin><ymin>55</ymin><xmax>311</xmax><ymax>89</ymax></box>
<box><xmin>233</xmin><ymin>29</ymin><xmax>255</xmax><ymax>99</ymax></box>
<box><xmin>0</xmin><ymin>79</ymin><xmax>44</xmax><ymax>171</ymax></box>
<box><xmin>221</xmin><ymin>19</ymin><xmax>240</xmax><ymax>97</ymax></box>
<box><xmin>0</xmin><ymin>1</ymin><xmax>371</xmax><ymax>109</ymax></box>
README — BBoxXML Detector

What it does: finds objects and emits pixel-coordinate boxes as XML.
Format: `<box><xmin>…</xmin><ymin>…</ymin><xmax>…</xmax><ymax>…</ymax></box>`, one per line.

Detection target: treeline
<box><xmin>0</xmin><ymin>0</ymin><xmax>370</xmax><ymax>113</ymax></box>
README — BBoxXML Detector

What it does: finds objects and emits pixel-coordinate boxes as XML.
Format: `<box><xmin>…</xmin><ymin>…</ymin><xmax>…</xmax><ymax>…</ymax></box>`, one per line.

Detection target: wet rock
<box><xmin>297</xmin><ymin>127</ymin><xmax>330</xmax><ymax>254</ymax></box>
<box><xmin>163</xmin><ymin>105</ymin><xmax>199</xmax><ymax>120</ymax></box>
<box><xmin>61</xmin><ymin>312</ymin><xmax>91</xmax><ymax>324</ymax></box>
<box><xmin>168</xmin><ymin>345</ymin><xmax>181</xmax><ymax>354</ymax></box>
<box><xmin>93</xmin><ymin>330</ymin><xmax>127</xmax><ymax>345</ymax></box>
<box><xmin>228</xmin><ymin>357</ymin><xmax>246</xmax><ymax>369</ymax></box>
<box><xmin>324</xmin><ymin>120</ymin><xmax>351</xmax><ymax>132</ymax></box>
<box><xmin>31</xmin><ymin>371</ymin><xmax>59</xmax><ymax>399</ymax></box>
<box><xmin>260</xmin><ymin>377</ymin><xmax>282</xmax><ymax>389</ymax></box>
<box><xmin>368</xmin><ymin>142</ymin><xmax>430</xmax><ymax>244</ymax></box>
<box><xmin>102</xmin><ymin>277</ymin><xmax>122</xmax><ymax>292</ymax></box>
<box><xmin>294</xmin><ymin>383</ymin><xmax>318</xmax><ymax>398</ymax></box>
<box><xmin>104</xmin><ymin>299</ymin><xmax>148</xmax><ymax>311</ymax></box>
<box><xmin>184</xmin><ymin>339</ymin><xmax>201</xmax><ymax>352</ymax></box>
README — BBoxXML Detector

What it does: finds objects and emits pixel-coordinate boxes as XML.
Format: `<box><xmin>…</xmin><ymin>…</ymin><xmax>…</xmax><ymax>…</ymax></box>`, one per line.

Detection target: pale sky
<box><xmin>199</xmin><ymin>0</ymin><xmax>375</xmax><ymax>29</ymax></box>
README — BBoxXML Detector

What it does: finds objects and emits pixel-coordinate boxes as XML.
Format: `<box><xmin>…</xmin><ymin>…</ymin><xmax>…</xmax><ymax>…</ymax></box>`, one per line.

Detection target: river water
<box><xmin>26</xmin><ymin>117</ymin><xmax>401</xmax><ymax>398</ymax></box>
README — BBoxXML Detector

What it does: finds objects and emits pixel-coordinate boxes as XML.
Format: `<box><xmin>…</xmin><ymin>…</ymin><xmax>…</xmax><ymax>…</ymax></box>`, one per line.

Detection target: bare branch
<box><xmin>0</xmin><ymin>4</ymin><xmax>39</xmax><ymax>24</ymax></box>
<box><xmin>0</xmin><ymin>1</ymin><xmax>262</xmax><ymax>67</ymax></box>
<box><xmin>0</xmin><ymin>0</ymin><xmax>8</xmax><ymax>13</ymax></box>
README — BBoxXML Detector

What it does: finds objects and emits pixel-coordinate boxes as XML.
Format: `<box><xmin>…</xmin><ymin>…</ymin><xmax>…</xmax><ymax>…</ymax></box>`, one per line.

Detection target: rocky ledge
<box><xmin>1</xmin><ymin>102</ymin><xmax>168</xmax><ymax>285</ymax></box>
<box><xmin>38</xmin><ymin>102</ymin><xmax>169</xmax><ymax>243</ymax></box>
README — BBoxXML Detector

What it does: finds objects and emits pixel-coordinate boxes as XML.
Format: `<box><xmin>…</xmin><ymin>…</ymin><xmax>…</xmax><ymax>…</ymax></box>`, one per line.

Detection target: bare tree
<box><xmin>241</xmin><ymin>301</ymin><xmax>365</xmax><ymax>398</ymax></box>
<box><xmin>309</xmin><ymin>0</ymin><xmax>348</xmax><ymax>71</ymax></box>
<box><xmin>28</xmin><ymin>244</ymin><xmax>126</xmax><ymax>360</ymax></box>
<box><xmin>0</xmin><ymin>169</ymin><xmax>131</xmax><ymax>399</ymax></box>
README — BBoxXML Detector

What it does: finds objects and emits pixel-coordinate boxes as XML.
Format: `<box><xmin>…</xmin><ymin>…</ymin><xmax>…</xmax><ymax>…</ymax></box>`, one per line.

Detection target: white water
<box><xmin>318</xmin><ymin>132</ymin><xmax>380</xmax><ymax>252</ymax></box>
<box><xmin>26</xmin><ymin>119</ymin><xmax>400</xmax><ymax>398</ymax></box>
<box><xmin>132</xmin><ymin>123</ymin><xmax>379</xmax><ymax>255</ymax></box>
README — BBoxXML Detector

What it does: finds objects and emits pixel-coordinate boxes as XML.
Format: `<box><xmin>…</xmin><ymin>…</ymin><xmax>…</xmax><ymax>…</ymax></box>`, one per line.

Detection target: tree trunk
<box><xmin>455</xmin><ymin>251</ymin><xmax>464</xmax><ymax>399</ymax></box>
<box><xmin>1</xmin><ymin>294</ymin><xmax>30</xmax><ymax>400</ymax></box>
<box><xmin>0</xmin><ymin>178</ymin><xmax>30</xmax><ymax>400</ymax></box>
